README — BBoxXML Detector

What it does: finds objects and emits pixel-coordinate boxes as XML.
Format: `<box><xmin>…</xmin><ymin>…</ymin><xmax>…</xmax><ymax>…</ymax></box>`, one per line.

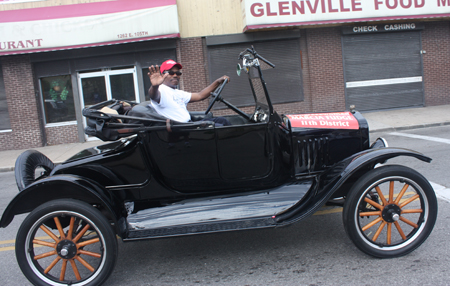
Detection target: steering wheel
<box><xmin>205</xmin><ymin>78</ymin><xmax>228</xmax><ymax>115</ymax></box>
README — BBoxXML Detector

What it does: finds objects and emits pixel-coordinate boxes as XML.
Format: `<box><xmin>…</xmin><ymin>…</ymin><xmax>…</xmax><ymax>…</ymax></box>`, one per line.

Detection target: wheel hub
<box><xmin>382</xmin><ymin>204</ymin><xmax>401</xmax><ymax>223</ymax></box>
<box><xmin>56</xmin><ymin>239</ymin><xmax>77</xmax><ymax>259</ymax></box>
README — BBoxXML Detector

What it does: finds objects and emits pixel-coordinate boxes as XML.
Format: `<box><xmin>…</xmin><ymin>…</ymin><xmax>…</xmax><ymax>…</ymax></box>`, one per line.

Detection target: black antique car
<box><xmin>0</xmin><ymin>47</ymin><xmax>437</xmax><ymax>286</ymax></box>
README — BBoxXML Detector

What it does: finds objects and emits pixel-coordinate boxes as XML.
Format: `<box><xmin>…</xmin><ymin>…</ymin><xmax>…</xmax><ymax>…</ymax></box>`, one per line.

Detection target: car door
<box><xmin>216</xmin><ymin>122</ymin><xmax>272</xmax><ymax>181</ymax></box>
<box><xmin>145</xmin><ymin>121</ymin><xmax>273</xmax><ymax>193</ymax></box>
<box><xmin>146</xmin><ymin>123</ymin><xmax>221</xmax><ymax>192</ymax></box>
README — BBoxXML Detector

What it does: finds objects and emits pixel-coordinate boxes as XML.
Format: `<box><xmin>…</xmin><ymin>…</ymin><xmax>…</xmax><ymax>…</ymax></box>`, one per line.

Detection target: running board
<box><xmin>124</xmin><ymin>181</ymin><xmax>312</xmax><ymax>241</ymax></box>
<box><xmin>126</xmin><ymin>217</ymin><xmax>276</xmax><ymax>240</ymax></box>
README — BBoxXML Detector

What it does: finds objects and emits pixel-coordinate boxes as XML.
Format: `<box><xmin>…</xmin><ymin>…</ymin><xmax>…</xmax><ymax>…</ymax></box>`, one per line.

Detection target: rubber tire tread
<box><xmin>15</xmin><ymin>150</ymin><xmax>55</xmax><ymax>192</ymax></box>
<box><xmin>15</xmin><ymin>199</ymin><xmax>118</xmax><ymax>286</ymax></box>
<box><xmin>343</xmin><ymin>165</ymin><xmax>437</xmax><ymax>258</ymax></box>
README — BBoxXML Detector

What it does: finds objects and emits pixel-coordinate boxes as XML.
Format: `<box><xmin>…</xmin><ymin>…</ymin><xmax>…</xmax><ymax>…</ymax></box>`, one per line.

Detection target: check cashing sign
<box><xmin>0</xmin><ymin>0</ymin><xmax>179</xmax><ymax>55</ymax></box>
<box><xmin>242</xmin><ymin>0</ymin><xmax>450</xmax><ymax>30</ymax></box>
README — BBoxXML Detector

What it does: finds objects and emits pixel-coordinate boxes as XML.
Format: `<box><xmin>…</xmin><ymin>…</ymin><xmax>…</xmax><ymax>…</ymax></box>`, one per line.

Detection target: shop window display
<box><xmin>40</xmin><ymin>75</ymin><xmax>76</xmax><ymax>124</ymax></box>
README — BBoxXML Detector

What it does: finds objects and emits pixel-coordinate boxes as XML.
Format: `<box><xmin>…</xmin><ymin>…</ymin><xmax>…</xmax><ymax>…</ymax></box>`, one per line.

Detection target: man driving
<box><xmin>147</xmin><ymin>59</ymin><xmax>231</xmax><ymax>126</ymax></box>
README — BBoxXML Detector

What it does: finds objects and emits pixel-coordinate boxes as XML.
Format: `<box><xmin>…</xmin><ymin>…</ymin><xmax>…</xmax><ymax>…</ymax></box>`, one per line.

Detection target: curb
<box><xmin>0</xmin><ymin>166</ymin><xmax>14</xmax><ymax>173</ymax></box>
<box><xmin>0</xmin><ymin>161</ymin><xmax>64</xmax><ymax>173</ymax></box>
<box><xmin>368</xmin><ymin>121</ymin><xmax>450</xmax><ymax>133</ymax></box>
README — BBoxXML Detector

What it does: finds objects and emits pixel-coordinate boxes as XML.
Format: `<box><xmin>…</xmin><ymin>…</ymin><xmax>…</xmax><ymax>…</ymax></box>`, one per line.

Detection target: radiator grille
<box><xmin>296</xmin><ymin>137</ymin><xmax>329</xmax><ymax>173</ymax></box>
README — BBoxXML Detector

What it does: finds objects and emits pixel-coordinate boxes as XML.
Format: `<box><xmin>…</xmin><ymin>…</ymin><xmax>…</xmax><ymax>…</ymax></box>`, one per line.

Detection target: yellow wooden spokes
<box><xmin>359</xmin><ymin>180</ymin><xmax>423</xmax><ymax>244</ymax></box>
<box><xmin>44</xmin><ymin>256</ymin><xmax>61</xmax><ymax>274</ymax></box>
<box><xmin>363</xmin><ymin>197</ymin><xmax>383</xmax><ymax>211</ymax></box>
<box><xmin>75</xmin><ymin>255</ymin><xmax>95</xmax><ymax>272</ymax></box>
<box><xmin>73</xmin><ymin>224</ymin><xmax>91</xmax><ymax>243</ymax></box>
<box><xmin>394</xmin><ymin>184</ymin><xmax>410</xmax><ymax>205</ymax></box>
<box><xmin>77</xmin><ymin>238</ymin><xmax>100</xmax><ymax>248</ymax></box>
<box><xmin>54</xmin><ymin>217</ymin><xmax>66</xmax><ymax>240</ymax></box>
<box><xmin>372</xmin><ymin>221</ymin><xmax>387</xmax><ymax>242</ymax></box>
<box><xmin>400</xmin><ymin>194</ymin><xmax>420</xmax><ymax>208</ymax></box>
<box><xmin>33</xmin><ymin>239</ymin><xmax>56</xmax><ymax>248</ymax></box>
<box><xmin>30</xmin><ymin>215</ymin><xmax>102</xmax><ymax>282</ymax></box>
<box><xmin>39</xmin><ymin>225</ymin><xmax>60</xmax><ymax>242</ymax></box>
<box><xmin>70</xmin><ymin>259</ymin><xmax>81</xmax><ymax>280</ymax></box>
<box><xmin>375</xmin><ymin>186</ymin><xmax>388</xmax><ymax>206</ymax></box>
<box><xmin>389</xmin><ymin>181</ymin><xmax>394</xmax><ymax>203</ymax></box>
<box><xmin>60</xmin><ymin>259</ymin><xmax>67</xmax><ymax>281</ymax></box>
<box><xmin>67</xmin><ymin>217</ymin><xmax>76</xmax><ymax>240</ymax></box>
<box><xmin>34</xmin><ymin>250</ymin><xmax>57</xmax><ymax>260</ymax></box>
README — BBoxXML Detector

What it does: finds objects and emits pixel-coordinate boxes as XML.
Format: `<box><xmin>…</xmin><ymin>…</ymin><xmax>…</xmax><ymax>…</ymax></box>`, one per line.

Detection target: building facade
<box><xmin>1</xmin><ymin>0</ymin><xmax>449</xmax><ymax>150</ymax></box>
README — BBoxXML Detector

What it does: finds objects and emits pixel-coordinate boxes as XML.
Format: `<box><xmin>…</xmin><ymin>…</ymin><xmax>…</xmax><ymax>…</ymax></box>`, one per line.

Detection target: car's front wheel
<box><xmin>343</xmin><ymin>165</ymin><xmax>437</xmax><ymax>258</ymax></box>
<box><xmin>15</xmin><ymin>199</ymin><xmax>118</xmax><ymax>286</ymax></box>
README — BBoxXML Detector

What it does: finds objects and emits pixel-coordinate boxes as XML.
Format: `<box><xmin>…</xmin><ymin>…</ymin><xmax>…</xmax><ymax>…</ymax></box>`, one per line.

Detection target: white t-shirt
<box><xmin>150</xmin><ymin>84</ymin><xmax>192</xmax><ymax>122</ymax></box>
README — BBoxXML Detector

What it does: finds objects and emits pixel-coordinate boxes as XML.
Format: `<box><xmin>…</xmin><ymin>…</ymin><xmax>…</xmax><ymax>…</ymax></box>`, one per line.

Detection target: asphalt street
<box><xmin>0</xmin><ymin>125</ymin><xmax>450</xmax><ymax>285</ymax></box>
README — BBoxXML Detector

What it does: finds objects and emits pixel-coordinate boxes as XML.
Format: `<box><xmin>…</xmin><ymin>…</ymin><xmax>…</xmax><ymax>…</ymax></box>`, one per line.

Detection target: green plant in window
<box><xmin>49</xmin><ymin>80</ymin><xmax>69</xmax><ymax>101</ymax></box>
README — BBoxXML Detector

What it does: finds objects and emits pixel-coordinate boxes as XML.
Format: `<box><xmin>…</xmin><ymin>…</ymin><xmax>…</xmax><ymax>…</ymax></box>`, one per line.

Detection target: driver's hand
<box><xmin>216</xmin><ymin>75</ymin><xmax>230</xmax><ymax>84</ymax></box>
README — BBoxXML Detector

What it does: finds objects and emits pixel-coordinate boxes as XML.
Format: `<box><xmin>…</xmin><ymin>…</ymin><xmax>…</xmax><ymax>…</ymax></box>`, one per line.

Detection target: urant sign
<box><xmin>0</xmin><ymin>0</ymin><xmax>179</xmax><ymax>56</ymax></box>
<box><xmin>242</xmin><ymin>0</ymin><xmax>450</xmax><ymax>30</ymax></box>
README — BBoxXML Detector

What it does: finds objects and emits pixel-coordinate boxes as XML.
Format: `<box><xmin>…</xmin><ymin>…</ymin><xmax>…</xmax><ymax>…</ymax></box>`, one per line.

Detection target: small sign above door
<box><xmin>342</xmin><ymin>23</ymin><xmax>424</xmax><ymax>34</ymax></box>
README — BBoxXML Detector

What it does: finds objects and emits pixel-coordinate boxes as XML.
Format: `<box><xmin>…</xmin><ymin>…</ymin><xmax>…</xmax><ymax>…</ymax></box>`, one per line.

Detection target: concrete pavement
<box><xmin>1</xmin><ymin>104</ymin><xmax>450</xmax><ymax>172</ymax></box>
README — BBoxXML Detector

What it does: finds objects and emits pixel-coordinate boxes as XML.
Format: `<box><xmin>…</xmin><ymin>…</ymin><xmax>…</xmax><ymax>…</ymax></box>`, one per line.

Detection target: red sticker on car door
<box><xmin>286</xmin><ymin>112</ymin><xmax>359</xmax><ymax>129</ymax></box>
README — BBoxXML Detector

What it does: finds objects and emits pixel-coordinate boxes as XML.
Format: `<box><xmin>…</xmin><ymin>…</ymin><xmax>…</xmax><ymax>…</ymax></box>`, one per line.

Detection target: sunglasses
<box><xmin>164</xmin><ymin>70</ymin><xmax>182</xmax><ymax>76</ymax></box>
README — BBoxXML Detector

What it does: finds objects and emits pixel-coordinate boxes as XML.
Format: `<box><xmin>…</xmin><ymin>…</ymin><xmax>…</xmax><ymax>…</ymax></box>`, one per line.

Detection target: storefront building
<box><xmin>1</xmin><ymin>0</ymin><xmax>449</xmax><ymax>151</ymax></box>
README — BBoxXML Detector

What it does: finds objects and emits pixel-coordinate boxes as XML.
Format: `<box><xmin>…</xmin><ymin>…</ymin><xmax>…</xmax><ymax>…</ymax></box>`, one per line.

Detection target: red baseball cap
<box><xmin>160</xmin><ymin>59</ymin><xmax>182</xmax><ymax>74</ymax></box>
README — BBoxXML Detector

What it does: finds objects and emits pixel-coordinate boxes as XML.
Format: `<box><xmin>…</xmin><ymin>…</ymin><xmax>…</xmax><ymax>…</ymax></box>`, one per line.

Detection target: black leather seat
<box><xmin>126</xmin><ymin>101</ymin><xmax>168</xmax><ymax>125</ymax></box>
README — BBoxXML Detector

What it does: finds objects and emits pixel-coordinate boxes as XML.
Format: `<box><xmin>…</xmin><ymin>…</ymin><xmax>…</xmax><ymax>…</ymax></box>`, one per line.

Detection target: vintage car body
<box><xmin>0</xmin><ymin>47</ymin><xmax>437</xmax><ymax>286</ymax></box>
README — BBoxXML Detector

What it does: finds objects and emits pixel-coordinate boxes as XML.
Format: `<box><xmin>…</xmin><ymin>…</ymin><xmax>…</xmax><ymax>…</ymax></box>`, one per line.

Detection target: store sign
<box><xmin>0</xmin><ymin>0</ymin><xmax>179</xmax><ymax>55</ymax></box>
<box><xmin>242</xmin><ymin>0</ymin><xmax>450</xmax><ymax>30</ymax></box>
<box><xmin>0</xmin><ymin>0</ymin><xmax>44</xmax><ymax>3</ymax></box>
<box><xmin>286</xmin><ymin>112</ymin><xmax>359</xmax><ymax>129</ymax></box>
<box><xmin>342</xmin><ymin>22</ymin><xmax>424</xmax><ymax>34</ymax></box>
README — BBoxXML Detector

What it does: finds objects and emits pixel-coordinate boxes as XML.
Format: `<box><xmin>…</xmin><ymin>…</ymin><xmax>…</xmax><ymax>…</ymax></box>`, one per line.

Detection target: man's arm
<box><xmin>190</xmin><ymin>75</ymin><xmax>230</xmax><ymax>103</ymax></box>
<box><xmin>147</xmin><ymin>65</ymin><xmax>168</xmax><ymax>104</ymax></box>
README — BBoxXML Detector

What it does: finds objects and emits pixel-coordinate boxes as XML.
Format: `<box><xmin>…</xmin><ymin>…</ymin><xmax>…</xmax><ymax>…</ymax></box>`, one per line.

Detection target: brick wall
<box><xmin>0</xmin><ymin>55</ymin><xmax>43</xmax><ymax>151</ymax></box>
<box><xmin>306</xmin><ymin>27</ymin><xmax>346</xmax><ymax>112</ymax></box>
<box><xmin>178</xmin><ymin>38</ymin><xmax>210</xmax><ymax>112</ymax></box>
<box><xmin>45</xmin><ymin>124</ymin><xmax>79</xmax><ymax>146</ymax></box>
<box><xmin>422</xmin><ymin>22</ymin><xmax>450</xmax><ymax>106</ymax></box>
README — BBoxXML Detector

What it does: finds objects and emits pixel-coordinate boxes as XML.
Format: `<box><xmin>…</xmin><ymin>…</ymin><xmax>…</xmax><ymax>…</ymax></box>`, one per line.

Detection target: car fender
<box><xmin>276</xmin><ymin>147</ymin><xmax>431</xmax><ymax>224</ymax></box>
<box><xmin>0</xmin><ymin>174</ymin><xmax>122</xmax><ymax>230</ymax></box>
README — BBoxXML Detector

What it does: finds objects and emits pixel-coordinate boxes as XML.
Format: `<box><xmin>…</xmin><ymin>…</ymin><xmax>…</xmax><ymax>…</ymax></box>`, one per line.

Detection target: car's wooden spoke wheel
<box><xmin>16</xmin><ymin>199</ymin><xmax>117</xmax><ymax>286</ymax></box>
<box><xmin>343</xmin><ymin>165</ymin><xmax>437</xmax><ymax>258</ymax></box>
<box><xmin>358</xmin><ymin>180</ymin><xmax>424</xmax><ymax>245</ymax></box>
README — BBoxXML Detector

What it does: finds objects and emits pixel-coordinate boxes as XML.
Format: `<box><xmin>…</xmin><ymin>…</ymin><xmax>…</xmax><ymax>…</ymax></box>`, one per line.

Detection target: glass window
<box><xmin>208</xmin><ymin>39</ymin><xmax>303</xmax><ymax>108</ymax></box>
<box><xmin>0</xmin><ymin>62</ymin><xmax>12</xmax><ymax>131</ymax></box>
<box><xmin>40</xmin><ymin>75</ymin><xmax>76</xmax><ymax>124</ymax></box>
<box><xmin>110</xmin><ymin>73</ymin><xmax>136</xmax><ymax>101</ymax></box>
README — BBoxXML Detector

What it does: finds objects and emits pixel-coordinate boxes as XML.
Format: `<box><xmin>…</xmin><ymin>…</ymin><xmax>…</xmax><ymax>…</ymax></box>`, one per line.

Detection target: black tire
<box><xmin>15</xmin><ymin>199</ymin><xmax>118</xmax><ymax>286</ymax></box>
<box><xmin>343</xmin><ymin>165</ymin><xmax>437</xmax><ymax>258</ymax></box>
<box><xmin>15</xmin><ymin>150</ymin><xmax>55</xmax><ymax>192</ymax></box>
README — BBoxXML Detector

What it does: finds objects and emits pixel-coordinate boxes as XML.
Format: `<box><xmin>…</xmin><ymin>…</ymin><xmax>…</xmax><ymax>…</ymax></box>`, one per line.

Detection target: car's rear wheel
<box><xmin>343</xmin><ymin>165</ymin><xmax>437</xmax><ymax>258</ymax></box>
<box><xmin>15</xmin><ymin>199</ymin><xmax>117</xmax><ymax>286</ymax></box>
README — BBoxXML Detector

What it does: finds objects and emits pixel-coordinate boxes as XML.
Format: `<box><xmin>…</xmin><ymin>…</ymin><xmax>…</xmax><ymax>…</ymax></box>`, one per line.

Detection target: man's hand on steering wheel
<box><xmin>205</xmin><ymin>75</ymin><xmax>230</xmax><ymax>115</ymax></box>
<box><xmin>216</xmin><ymin>75</ymin><xmax>230</xmax><ymax>85</ymax></box>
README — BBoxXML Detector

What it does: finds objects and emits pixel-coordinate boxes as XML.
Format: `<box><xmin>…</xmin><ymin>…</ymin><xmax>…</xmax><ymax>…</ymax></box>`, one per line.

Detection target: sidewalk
<box><xmin>1</xmin><ymin>104</ymin><xmax>449</xmax><ymax>173</ymax></box>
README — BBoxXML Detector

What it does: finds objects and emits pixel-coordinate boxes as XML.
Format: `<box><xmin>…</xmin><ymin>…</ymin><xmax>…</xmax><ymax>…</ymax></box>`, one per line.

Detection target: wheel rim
<box><xmin>24</xmin><ymin>210</ymin><xmax>107</xmax><ymax>286</ymax></box>
<box><xmin>354</xmin><ymin>176</ymin><xmax>429</xmax><ymax>251</ymax></box>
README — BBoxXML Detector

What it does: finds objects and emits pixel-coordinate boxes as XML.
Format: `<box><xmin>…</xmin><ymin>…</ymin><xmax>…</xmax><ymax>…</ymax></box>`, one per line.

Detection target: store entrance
<box><xmin>78</xmin><ymin>68</ymin><xmax>140</xmax><ymax>140</ymax></box>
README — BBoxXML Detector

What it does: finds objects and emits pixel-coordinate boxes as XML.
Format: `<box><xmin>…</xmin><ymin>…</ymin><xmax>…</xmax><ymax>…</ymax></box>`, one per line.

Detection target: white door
<box><xmin>78</xmin><ymin>68</ymin><xmax>140</xmax><ymax>140</ymax></box>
